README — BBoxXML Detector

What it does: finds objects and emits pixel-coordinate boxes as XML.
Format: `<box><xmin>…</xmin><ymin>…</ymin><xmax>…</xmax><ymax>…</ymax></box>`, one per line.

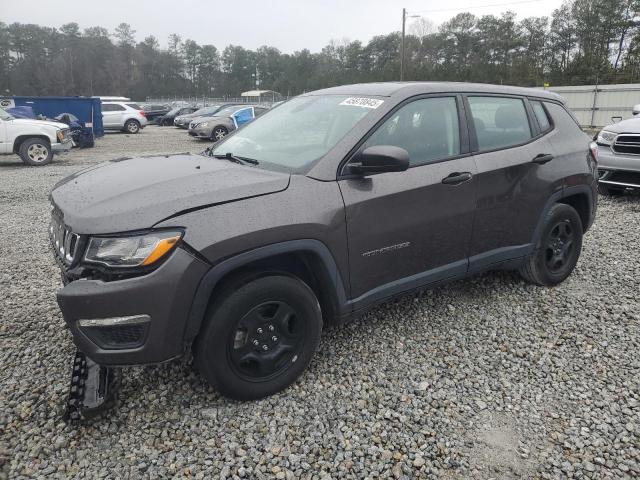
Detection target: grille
<box><xmin>608</xmin><ymin>170</ymin><xmax>640</xmax><ymax>186</ymax></box>
<box><xmin>80</xmin><ymin>324</ymin><xmax>148</xmax><ymax>349</ymax></box>
<box><xmin>612</xmin><ymin>134</ymin><xmax>640</xmax><ymax>155</ymax></box>
<box><xmin>49</xmin><ymin>214</ymin><xmax>80</xmax><ymax>266</ymax></box>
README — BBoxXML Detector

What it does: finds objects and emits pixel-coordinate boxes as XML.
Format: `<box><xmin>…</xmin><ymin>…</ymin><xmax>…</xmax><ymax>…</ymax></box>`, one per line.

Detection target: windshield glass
<box><xmin>214</xmin><ymin>105</ymin><xmax>246</xmax><ymax>117</ymax></box>
<box><xmin>211</xmin><ymin>95</ymin><xmax>382</xmax><ymax>170</ymax></box>
<box><xmin>167</xmin><ymin>107</ymin><xmax>181</xmax><ymax>116</ymax></box>
<box><xmin>194</xmin><ymin>106</ymin><xmax>221</xmax><ymax>116</ymax></box>
<box><xmin>0</xmin><ymin>107</ymin><xmax>14</xmax><ymax>121</ymax></box>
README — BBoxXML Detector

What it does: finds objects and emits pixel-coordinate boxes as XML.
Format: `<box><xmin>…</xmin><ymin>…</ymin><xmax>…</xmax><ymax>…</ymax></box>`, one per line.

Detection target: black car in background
<box><xmin>156</xmin><ymin>106</ymin><xmax>198</xmax><ymax>126</ymax></box>
<box><xmin>142</xmin><ymin>104</ymin><xmax>171</xmax><ymax>122</ymax></box>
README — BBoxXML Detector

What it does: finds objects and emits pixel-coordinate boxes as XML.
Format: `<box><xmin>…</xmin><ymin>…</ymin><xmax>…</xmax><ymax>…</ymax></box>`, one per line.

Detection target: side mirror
<box><xmin>611</xmin><ymin>116</ymin><xmax>622</xmax><ymax>123</ymax></box>
<box><xmin>349</xmin><ymin>145</ymin><xmax>409</xmax><ymax>175</ymax></box>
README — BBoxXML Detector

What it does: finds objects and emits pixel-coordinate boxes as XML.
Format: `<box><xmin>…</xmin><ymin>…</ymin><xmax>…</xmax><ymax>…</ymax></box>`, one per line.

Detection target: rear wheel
<box><xmin>519</xmin><ymin>203</ymin><xmax>583</xmax><ymax>286</ymax></box>
<box><xmin>212</xmin><ymin>126</ymin><xmax>228</xmax><ymax>141</ymax></box>
<box><xmin>195</xmin><ymin>274</ymin><xmax>322</xmax><ymax>400</ymax></box>
<box><xmin>598</xmin><ymin>183</ymin><xmax>625</xmax><ymax>196</ymax></box>
<box><xmin>18</xmin><ymin>138</ymin><xmax>53</xmax><ymax>166</ymax></box>
<box><xmin>124</xmin><ymin>119</ymin><xmax>140</xmax><ymax>134</ymax></box>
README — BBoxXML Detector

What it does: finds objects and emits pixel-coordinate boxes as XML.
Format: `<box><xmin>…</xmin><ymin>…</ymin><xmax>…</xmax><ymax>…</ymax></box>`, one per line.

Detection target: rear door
<box><xmin>465</xmin><ymin>95</ymin><xmax>558</xmax><ymax>271</ymax></box>
<box><xmin>102</xmin><ymin>103</ymin><xmax>126</xmax><ymax>127</ymax></box>
<box><xmin>0</xmin><ymin>117</ymin><xmax>8</xmax><ymax>153</ymax></box>
<box><xmin>339</xmin><ymin>95</ymin><xmax>477</xmax><ymax>306</ymax></box>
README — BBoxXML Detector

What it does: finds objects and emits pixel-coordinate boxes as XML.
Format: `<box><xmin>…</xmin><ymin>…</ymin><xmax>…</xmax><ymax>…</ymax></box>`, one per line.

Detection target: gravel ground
<box><xmin>1</xmin><ymin>126</ymin><xmax>639</xmax><ymax>479</ymax></box>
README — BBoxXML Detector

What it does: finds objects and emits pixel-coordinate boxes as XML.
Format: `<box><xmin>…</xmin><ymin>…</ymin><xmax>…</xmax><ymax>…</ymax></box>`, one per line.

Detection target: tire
<box><xmin>124</xmin><ymin>119</ymin><xmax>140</xmax><ymax>134</ymax></box>
<box><xmin>195</xmin><ymin>274</ymin><xmax>322</xmax><ymax>400</ymax></box>
<box><xmin>211</xmin><ymin>126</ymin><xmax>228</xmax><ymax>142</ymax></box>
<box><xmin>18</xmin><ymin>138</ymin><xmax>53</xmax><ymax>166</ymax></box>
<box><xmin>598</xmin><ymin>183</ymin><xmax>625</xmax><ymax>196</ymax></box>
<box><xmin>519</xmin><ymin>203</ymin><xmax>583</xmax><ymax>286</ymax></box>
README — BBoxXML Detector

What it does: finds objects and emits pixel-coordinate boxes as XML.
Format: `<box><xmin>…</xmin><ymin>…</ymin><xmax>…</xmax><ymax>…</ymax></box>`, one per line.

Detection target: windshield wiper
<box><xmin>212</xmin><ymin>152</ymin><xmax>259</xmax><ymax>165</ymax></box>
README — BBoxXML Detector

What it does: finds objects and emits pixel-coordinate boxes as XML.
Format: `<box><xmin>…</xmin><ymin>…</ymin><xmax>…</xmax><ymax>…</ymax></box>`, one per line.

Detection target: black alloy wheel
<box><xmin>195</xmin><ymin>274</ymin><xmax>322</xmax><ymax>400</ymax></box>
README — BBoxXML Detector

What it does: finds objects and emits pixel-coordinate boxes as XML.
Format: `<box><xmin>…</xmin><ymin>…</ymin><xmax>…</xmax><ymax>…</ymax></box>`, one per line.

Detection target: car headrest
<box><xmin>495</xmin><ymin>105</ymin><xmax>524</xmax><ymax>129</ymax></box>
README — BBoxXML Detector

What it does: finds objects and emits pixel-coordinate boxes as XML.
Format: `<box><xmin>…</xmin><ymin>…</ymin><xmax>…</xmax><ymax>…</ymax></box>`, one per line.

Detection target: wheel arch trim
<box><xmin>183</xmin><ymin>239</ymin><xmax>349</xmax><ymax>342</ymax></box>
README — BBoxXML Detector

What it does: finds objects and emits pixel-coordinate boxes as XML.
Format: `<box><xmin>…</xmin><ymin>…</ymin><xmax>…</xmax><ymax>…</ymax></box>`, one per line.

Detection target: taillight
<box><xmin>139</xmin><ymin>110</ymin><xmax>146</xmax><ymax>117</ymax></box>
<box><xmin>589</xmin><ymin>141</ymin><xmax>598</xmax><ymax>162</ymax></box>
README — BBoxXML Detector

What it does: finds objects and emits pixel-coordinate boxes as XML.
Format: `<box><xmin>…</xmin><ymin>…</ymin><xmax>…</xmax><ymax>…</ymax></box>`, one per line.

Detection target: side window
<box><xmin>468</xmin><ymin>96</ymin><xmax>531</xmax><ymax>151</ymax></box>
<box><xmin>102</xmin><ymin>103</ymin><xmax>125</xmax><ymax>112</ymax></box>
<box><xmin>363</xmin><ymin>97</ymin><xmax>460</xmax><ymax>166</ymax></box>
<box><xmin>126</xmin><ymin>103</ymin><xmax>141</xmax><ymax>110</ymax></box>
<box><xmin>531</xmin><ymin>100</ymin><xmax>551</xmax><ymax>132</ymax></box>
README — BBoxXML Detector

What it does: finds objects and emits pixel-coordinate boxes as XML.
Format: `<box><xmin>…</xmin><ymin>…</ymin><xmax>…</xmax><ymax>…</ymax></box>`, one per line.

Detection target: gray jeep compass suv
<box><xmin>49</xmin><ymin>82</ymin><xmax>597</xmax><ymax>420</ymax></box>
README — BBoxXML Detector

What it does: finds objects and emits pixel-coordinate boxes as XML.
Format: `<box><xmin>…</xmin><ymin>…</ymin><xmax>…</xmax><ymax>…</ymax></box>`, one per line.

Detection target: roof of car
<box><xmin>305</xmin><ymin>82</ymin><xmax>563</xmax><ymax>102</ymax></box>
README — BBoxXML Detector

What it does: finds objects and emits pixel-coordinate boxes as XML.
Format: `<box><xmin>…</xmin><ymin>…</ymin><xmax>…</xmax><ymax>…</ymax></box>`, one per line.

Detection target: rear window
<box><xmin>531</xmin><ymin>101</ymin><xmax>552</xmax><ymax>132</ymax></box>
<box><xmin>126</xmin><ymin>103</ymin><xmax>141</xmax><ymax>110</ymax></box>
<box><xmin>468</xmin><ymin>96</ymin><xmax>532</xmax><ymax>151</ymax></box>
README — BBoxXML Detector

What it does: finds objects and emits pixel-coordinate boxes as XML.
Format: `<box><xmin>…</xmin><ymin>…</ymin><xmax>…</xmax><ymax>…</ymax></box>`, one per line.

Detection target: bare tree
<box><xmin>409</xmin><ymin>17</ymin><xmax>437</xmax><ymax>38</ymax></box>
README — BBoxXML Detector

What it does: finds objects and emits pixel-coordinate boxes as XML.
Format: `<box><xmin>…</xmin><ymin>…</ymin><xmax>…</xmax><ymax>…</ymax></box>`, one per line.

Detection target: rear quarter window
<box><xmin>531</xmin><ymin>101</ymin><xmax>552</xmax><ymax>132</ymax></box>
<box><xmin>126</xmin><ymin>103</ymin><xmax>142</xmax><ymax>110</ymax></box>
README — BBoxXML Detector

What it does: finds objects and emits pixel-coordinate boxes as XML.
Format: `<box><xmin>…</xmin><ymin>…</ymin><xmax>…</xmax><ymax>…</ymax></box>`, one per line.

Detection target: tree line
<box><xmin>1</xmin><ymin>0</ymin><xmax>640</xmax><ymax>100</ymax></box>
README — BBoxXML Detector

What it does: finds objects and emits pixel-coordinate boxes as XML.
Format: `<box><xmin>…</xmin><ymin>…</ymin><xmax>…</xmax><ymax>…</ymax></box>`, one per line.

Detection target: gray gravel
<box><xmin>1</xmin><ymin>126</ymin><xmax>639</xmax><ymax>479</ymax></box>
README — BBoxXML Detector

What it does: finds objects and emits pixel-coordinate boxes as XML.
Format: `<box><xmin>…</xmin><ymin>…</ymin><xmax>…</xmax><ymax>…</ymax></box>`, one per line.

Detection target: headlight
<box><xmin>56</xmin><ymin>129</ymin><xmax>67</xmax><ymax>142</ymax></box>
<box><xmin>199</xmin><ymin>122</ymin><xmax>209</xmax><ymax>128</ymax></box>
<box><xmin>596</xmin><ymin>130</ymin><xmax>616</xmax><ymax>146</ymax></box>
<box><xmin>84</xmin><ymin>230</ymin><xmax>182</xmax><ymax>268</ymax></box>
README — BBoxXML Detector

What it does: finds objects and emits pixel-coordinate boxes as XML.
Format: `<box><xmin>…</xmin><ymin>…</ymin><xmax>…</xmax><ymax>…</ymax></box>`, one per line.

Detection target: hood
<box><xmin>51</xmin><ymin>154</ymin><xmax>290</xmax><ymax>234</ymax></box>
<box><xmin>11</xmin><ymin>118</ymin><xmax>68</xmax><ymax>129</ymax></box>
<box><xmin>602</xmin><ymin>117</ymin><xmax>640</xmax><ymax>133</ymax></box>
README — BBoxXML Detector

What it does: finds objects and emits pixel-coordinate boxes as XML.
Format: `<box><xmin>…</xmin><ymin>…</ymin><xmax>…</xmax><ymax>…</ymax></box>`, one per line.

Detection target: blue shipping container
<box><xmin>0</xmin><ymin>96</ymin><xmax>104</xmax><ymax>137</ymax></box>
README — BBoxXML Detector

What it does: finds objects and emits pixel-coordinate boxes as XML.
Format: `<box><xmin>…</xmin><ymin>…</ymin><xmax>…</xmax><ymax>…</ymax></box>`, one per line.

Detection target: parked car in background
<box><xmin>188</xmin><ymin>105</ymin><xmax>268</xmax><ymax>140</ymax></box>
<box><xmin>102</xmin><ymin>101</ymin><xmax>147</xmax><ymax>134</ymax></box>
<box><xmin>174</xmin><ymin>104</ymin><xmax>240</xmax><ymax>129</ymax></box>
<box><xmin>50</xmin><ymin>82</ymin><xmax>597</xmax><ymax>419</ymax></box>
<box><xmin>142</xmin><ymin>104</ymin><xmax>171</xmax><ymax>123</ymax></box>
<box><xmin>0</xmin><ymin>106</ymin><xmax>72</xmax><ymax>165</ymax></box>
<box><xmin>595</xmin><ymin>117</ymin><xmax>640</xmax><ymax>195</ymax></box>
<box><xmin>157</xmin><ymin>106</ymin><xmax>198</xmax><ymax>126</ymax></box>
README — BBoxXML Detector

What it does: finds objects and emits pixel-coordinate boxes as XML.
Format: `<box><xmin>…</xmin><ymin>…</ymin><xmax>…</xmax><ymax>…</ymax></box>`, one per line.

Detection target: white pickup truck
<box><xmin>0</xmin><ymin>107</ymin><xmax>72</xmax><ymax>166</ymax></box>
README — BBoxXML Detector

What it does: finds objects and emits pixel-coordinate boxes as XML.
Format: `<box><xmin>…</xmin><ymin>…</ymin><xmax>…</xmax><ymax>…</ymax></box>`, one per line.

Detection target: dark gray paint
<box><xmin>50</xmin><ymin>82</ymin><xmax>596</xmax><ymax>366</ymax></box>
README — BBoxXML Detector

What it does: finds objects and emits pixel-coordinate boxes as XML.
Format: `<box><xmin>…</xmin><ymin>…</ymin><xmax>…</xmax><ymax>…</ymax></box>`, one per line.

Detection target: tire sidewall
<box><xmin>196</xmin><ymin>275</ymin><xmax>322</xmax><ymax>400</ymax></box>
<box><xmin>212</xmin><ymin>126</ymin><xmax>227</xmax><ymax>141</ymax></box>
<box><xmin>19</xmin><ymin>138</ymin><xmax>52</xmax><ymax>166</ymax></box>
<box><xmin>125</xmin><ymin>120</ymin><xmax>140</xmax><ymax>134</ymax></box>
<box><xmin>533</xmin><ymin>204</ymin><xmax>583</xmax><ymax>285</ymax></box>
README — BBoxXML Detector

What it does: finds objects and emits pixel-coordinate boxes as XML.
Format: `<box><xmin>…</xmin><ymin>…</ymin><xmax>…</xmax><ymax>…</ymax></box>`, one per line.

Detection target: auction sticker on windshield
<box><xmin>339</xmin><ymin>97</ymin><xmax>384</xmax><ymax>109</ymax></box>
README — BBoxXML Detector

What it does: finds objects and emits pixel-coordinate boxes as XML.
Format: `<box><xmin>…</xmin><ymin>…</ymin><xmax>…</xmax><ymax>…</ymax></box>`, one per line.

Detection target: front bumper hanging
<box><xmin>63</xmin><ymin>350</ymin><xmax>120</xmax><ymax>425</ymax></box>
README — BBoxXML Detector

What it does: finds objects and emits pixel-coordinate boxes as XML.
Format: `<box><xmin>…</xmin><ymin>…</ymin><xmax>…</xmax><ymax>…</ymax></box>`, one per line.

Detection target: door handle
<box><xmin>442</xmin><ymin>172</ymin><xmax>472</xmax><ymax>185</ymax></box>
<box><xmin>532</xmin><ymin>153</ymin><xmax>554</xmax><ymax>164</ymax></box>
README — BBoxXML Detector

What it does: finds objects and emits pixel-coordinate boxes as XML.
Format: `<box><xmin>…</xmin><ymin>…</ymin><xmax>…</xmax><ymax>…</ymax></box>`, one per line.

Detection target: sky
<box><xmin>0</xmin><ymin>0</ymin><xmax>563</xmax><ymax>52</ymax></box>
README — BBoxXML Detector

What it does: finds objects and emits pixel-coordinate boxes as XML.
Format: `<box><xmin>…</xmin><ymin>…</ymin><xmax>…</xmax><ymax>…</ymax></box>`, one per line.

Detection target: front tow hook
<box><xmin>63</xmin><ymin>350</ymin><xmax>120</xmax><ymax>425</ymax></box>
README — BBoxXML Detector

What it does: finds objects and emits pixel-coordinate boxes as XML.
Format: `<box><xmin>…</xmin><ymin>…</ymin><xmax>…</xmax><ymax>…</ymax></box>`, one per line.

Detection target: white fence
<box><xmin>547</xmin><ymin>83</ymin><xmax>640</xmax><ymax>127</ymax></box>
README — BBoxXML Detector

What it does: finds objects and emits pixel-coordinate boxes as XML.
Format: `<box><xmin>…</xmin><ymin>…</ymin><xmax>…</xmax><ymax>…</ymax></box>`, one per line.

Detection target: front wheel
<box><xmin>211</xmin><ymin>126</ymin><xmax>228</xmax><ymax>142</ymax></box>
<box><xmin>19</xmin><ymin>138</ymin><xmax>53</xmax><ymax>166</ymax></box>
<box><xmin>519</xmin><ymin>203</ymin><xmax>583</xmax><ymax>286</ymax></box>
<box><xmin>124</xmin><ymin>119</ymin><xmax>140</xmax><ymax>134</ymax></box>
<box><xmin>195</xmin><ymin>274</ymin><xmax>322</xmax><ymax>400</ymax></box>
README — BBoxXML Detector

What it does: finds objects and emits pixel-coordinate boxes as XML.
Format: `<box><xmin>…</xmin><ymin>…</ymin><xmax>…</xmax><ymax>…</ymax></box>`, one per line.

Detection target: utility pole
<box><xmin>401</xmin><ymin>8</ymin><xmax>406</xmax><ymax>81</ymax></box>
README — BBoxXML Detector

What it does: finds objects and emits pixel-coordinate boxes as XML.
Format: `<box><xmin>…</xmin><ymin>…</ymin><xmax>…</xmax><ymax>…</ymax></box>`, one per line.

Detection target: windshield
<box><xmin>0</xmin><ymin>107</ymin><xmax>14</xmax><ymax>121</ymax></box>
<box><xmin>194</xmin><ymin>106</ymin><xmax>221</xmax><ymax>116</ymax></box>
<box><xmin>214</xmin><ymin>105</ymin><xmax>246</xmax><ymax>117</ymax></box>
<box><xmin>211</xmin><ymin>95</ymin><xmax>382</xmax><ymax>170</ymax></box>
<box><xmin>167</xmin><ymin>107</ymin><xmax>181</xmax><ymax>116</ymax></box>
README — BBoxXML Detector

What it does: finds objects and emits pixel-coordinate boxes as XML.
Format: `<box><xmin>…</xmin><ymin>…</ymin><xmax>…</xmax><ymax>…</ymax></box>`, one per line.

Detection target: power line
<box><xmin>408</xmin><ymin>0</ymin><xmax>543</xmax><ymax>15</ymax></box>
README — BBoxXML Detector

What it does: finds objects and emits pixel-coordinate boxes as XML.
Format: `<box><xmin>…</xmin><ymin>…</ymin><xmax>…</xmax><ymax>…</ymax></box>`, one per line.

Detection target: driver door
<box><xmin>338</xmin><ymin>96</ymin><xmax>477</xmax><ymax>306</ymax></box>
